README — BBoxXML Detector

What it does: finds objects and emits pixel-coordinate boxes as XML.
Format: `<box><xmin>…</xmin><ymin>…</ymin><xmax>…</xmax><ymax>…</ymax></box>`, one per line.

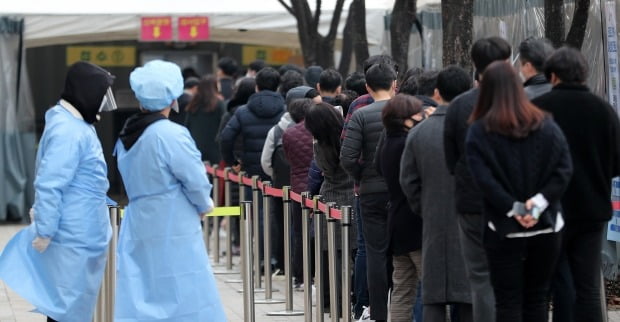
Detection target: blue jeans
<box><xmin>354</xmin><ymin>196</ymin><xmax>369</xmax><ymax>318</ymax></box>
<box><xmin>413</xmin><ymin>282</ymin><xmax>423</xmax><ymax>321</ymax></box>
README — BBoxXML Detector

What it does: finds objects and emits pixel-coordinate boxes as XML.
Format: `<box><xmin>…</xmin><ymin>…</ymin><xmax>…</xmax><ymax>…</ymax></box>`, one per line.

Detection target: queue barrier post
<box><xmin>341</xmin><ymin>206</ymin><xmax>353</xmax><ymax>322</ymax></box>
<box><xmin>224</xmin><ymin>167</ymin><xmax>234</xmax><ymax>271</ymax></box>
<box><xmin>313</xmin><ymin>195</ymin><xmax>325</xmax><ymax>322</ymax></box>
<box><xmin>267</xmin><ymin>186</ymin><xmax>304</xmax><ymax>316</ymax></box>
<box><xmin>241</xmin><ymin>201</ymin><xmax>256</xmax><ymax>322</ymax></box>
<box><xmin>212</xmin><ymin>164</ymin><xmax>221</xmax><ymax>265</ymax></box>
<box><xmin>251</xmin><ymin>176</ymin><xmax>263</xmax><ymax>291</ymax></box>
<box><xmin>255</xmin><ymin>182</ymin><xmax>285</xmax><ymax>304</ymax></box>
<box><xmin>326</xmin><ymin>203</ymin><xmax>339</xmax><ymax>322</ymax></box>
<box><xmin>301</xmin><ymin>192</ymin><xmax>313</xmax><ymax>322</ymax></box>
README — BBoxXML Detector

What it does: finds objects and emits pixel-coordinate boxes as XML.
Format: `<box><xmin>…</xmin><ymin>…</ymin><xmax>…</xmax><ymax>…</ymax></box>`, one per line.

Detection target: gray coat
<box><xmin>314</xmin><ymin>143</ymin><xmax>356</xmax><ymax>250</ymax></box>
<box><xmin>400</xmin><ymin>105</ymin><xmax>471</xmax><ymax>304</ymax></box>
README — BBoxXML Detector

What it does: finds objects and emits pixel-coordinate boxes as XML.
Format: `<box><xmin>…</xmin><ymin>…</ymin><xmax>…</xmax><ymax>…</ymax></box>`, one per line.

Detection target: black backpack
<box><xmin>271</xmin><ymin>125</ymin><xmax>291</xmax><ymax>188</ymax></box>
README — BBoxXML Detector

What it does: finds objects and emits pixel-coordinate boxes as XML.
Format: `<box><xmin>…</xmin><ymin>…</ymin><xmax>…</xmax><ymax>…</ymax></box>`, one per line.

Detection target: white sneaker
<box><xmin>357</xmin><ymin>306</ymin><xmax>372</xmax><ymax>321</ymax></box>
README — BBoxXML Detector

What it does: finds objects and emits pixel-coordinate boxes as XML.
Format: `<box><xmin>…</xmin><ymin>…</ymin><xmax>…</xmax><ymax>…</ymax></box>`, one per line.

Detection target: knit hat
<box><xmin>285</xmin><ymin>86</ymin><xmax>314</xmax><ymax>105</ymax></box>
<box><xmin>304</xmin><ymin>66</ymin><xmax>323</xmax><ymax>90</ymax></box>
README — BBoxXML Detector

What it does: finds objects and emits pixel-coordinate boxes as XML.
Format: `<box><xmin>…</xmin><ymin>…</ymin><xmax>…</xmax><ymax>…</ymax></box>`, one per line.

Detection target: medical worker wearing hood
<box><xmin>114</xmin><ymin>60</ymin><xmax>226</xmax><ymax>322</ymax></box>
<box><xmin>0</xmin><ymin>61</ymin><xmax>116</xmax><ymax>322</ymax></box>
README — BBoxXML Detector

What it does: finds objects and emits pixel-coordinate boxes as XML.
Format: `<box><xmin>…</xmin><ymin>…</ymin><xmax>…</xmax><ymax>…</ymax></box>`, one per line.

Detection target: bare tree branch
<box><xmin>326</xmin><ymin>0</ymin><xmax>346</xmax><ymax>40</ymax></box>
<box><xmin>278</xmin><ymin>0</ymin><xmax>296</xmax><ymax>16</ymax></box>
<box><xmin>314</xmin><ymin>0</ymin><xmax>322</xmax><ymax>30</ymax></box>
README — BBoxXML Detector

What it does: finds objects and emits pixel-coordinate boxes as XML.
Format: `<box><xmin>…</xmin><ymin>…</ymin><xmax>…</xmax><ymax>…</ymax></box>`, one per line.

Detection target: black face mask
<box><xmin>61</xmin><ymin>61</ymin><xmax>114</xmax><ymax>124</ymax></box>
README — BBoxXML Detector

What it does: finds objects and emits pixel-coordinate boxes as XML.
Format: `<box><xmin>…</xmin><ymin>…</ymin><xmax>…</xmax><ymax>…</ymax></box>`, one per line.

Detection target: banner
<box><xmin>606</xmin><ymin>0</ymin><xmax>620</xmax><ymax>113</ymax></box>
<box><xmin>66</xmin><ymin>46</ymin><xmax>136</xmax><ymax>67</ymax></box>
<box><xmin>178</xmin><ymin>16</ymin><xmax>209</xmax><ymax>41</ymax></box>
<box><xmin>140</xmin><ymin>16</ymin><xmax>172</xmax><ymax>41</ymax></box>
<box><xmin>242</xmin><ymin>45</ymin><xmax>302</xmax><ymax>66</ymax></box>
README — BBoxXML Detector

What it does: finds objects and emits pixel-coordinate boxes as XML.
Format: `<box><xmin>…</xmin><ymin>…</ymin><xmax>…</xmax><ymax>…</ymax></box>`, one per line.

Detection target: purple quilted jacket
<box><xmin>282</xmin><ymin>121</ymin><xmax>314</xmax><ymax>193</ymax></box>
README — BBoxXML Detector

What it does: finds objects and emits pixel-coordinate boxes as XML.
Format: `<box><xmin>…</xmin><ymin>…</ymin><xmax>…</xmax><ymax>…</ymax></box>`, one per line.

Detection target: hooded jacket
<box><xmin>61</xmin><ymin>61</ymin><xmax>114</xmax><ymax>124</ymax></box>
<box><xmin>220</xmin><ymin>90</ymin><xmax>285</xmax><ymax>179</ymax></box>
<box><xmin>261</xmin><ymin>113</ymin><xmax>294</xmax><ymax>178</ymax></box>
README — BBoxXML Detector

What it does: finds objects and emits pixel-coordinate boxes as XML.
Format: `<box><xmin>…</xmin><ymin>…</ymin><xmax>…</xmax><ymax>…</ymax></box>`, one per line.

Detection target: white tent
<box><xmin>0</xmin><ymin>0</ymin><xmax>412</xmax><ymax>49</ymax></box>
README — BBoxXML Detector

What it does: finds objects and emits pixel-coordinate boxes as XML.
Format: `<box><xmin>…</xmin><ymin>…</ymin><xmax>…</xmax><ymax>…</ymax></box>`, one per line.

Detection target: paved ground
<box><xmin>0</xmin><ymin>223</ymin><xmax>619</xmax><ymax>321</ymax></box>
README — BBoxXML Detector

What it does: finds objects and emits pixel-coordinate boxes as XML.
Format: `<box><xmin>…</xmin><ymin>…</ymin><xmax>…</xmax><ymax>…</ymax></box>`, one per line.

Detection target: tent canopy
<box><xmin>0</xmin><ymin>0</ymin><xmax>436</xmax><ymax>49</ymax></box>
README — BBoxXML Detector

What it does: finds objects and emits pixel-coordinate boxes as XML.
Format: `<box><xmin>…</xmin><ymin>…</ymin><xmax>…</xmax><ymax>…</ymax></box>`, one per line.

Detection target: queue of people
<box><xmin>0</xmin><ymin>37</ymin><xmax>619</xmax><ymax>322</ymax></box>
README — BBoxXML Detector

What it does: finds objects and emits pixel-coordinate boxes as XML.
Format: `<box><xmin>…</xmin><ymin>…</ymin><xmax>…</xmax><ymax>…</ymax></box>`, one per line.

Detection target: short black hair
<box><xmin>288</xmin><ymin>98</ymin><xmax>313</xmax><ymax>123</ymax></box>
<box><xmin>345</xmin><ymin>72</ymin><xmax>367</xmax><ymax>96</ymax></box>
<box><xmin>544</xmin><ymin>46</ymin><xmax>589</xmax><ymax>84</ymax></box>
<box><xmin>334</xmin><ymin>90</ymin><xmax>359</xmax><ymax>116</ymax></box>
<box><xmin>279</xmin><ymin>70</ymin><xmax>304</xmax><ymax>97</ymax></box>
<box><xmin>256</xmin><ymin>67</ymin><xmax>281</xmax><ymax>91</ymax></box>
<box><xmin>279</xmin><ymin>64</ymin><xmax>304</xmax><ymax>76</ymax></box>
<box><xmin>416</xmin><ymin>71</ymin><xmax>439</xmax><ymax>97</ymax></box>
<box><xmin>365</xmin><ymin>63</ymin><xmax>397</xmax><ymax>92</ymax></box>
<box><xmin>363</xmin><ymin>55</ymin><xmax>399</xmax><ymax>74</ymax></box>
<box><xmin>471</xmin><ymin>37</ymin><xmax>512</xmax><ymax>76</ymax></box>
<box><xmin>183</xmin><ymin>77</ymin><xmax>200</xmax><ymax>89</ymax></box>
<box><xmin>305</xmin><ymin>88</ymin><xmax>320</xmax><ymax>100</ymax></box>
<box><xmin>399</xmin><ymin>67</ymin><xmax>424</xmax><ymax>86</ymax></box>
<box><xmin>436</xmin><ymin>66</ymin><xmax>472</xmax><ymax>102</ymax></box>
<box><xmin>519</xmin><ymin>37</ymin><xmax>554</xmax><ymax>72</ymax></box>
<box><xmin>217</xmin><ymin>57</ymin><xmax>239</xmax><ymax>76</ymax></box>
<box><xmin>319</xmin><ymin>69</ymin><xmax>343</xmax><ymax>93</ymax></box>
<box><xmin>398</xmin><ymin>76</ymin><xmax>418</xmax><ymax>96</ymax></box>
<box><xmin>249</xmin><ymin>60</ymin><xmax>266</xmax><ymax>73</ymax></box>
<box><xmin>305</xmin><ymin>65</ymin><xmax>323</xmax><ymax>89</ymax></box>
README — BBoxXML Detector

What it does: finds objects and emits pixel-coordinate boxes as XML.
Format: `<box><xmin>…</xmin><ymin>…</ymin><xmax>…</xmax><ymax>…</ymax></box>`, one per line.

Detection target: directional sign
<box><xmin>141</xmin><ymin>16</ymin><xmax>173</xmax><ymax>41</ymax></box>
<box><xmin>178</xmin><ymin>16</ymin><xmax>210</xmax><ymax>41</ymax></box>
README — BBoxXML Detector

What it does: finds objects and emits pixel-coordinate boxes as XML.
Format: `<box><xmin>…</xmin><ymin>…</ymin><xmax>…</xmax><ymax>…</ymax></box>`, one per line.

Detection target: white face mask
<box><xmin>98</xmin><ymin>87</ymin><xmax>118</xmax><ymax>112</ymax></box>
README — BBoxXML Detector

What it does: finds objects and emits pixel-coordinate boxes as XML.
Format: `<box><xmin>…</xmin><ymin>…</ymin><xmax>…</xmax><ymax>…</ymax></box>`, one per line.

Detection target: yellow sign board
<box><xmin>67</xmin><ymin>46</ymin><xmax>136</xmax><ymax>67</ymax></box>
<box><xmin>242</xmin><ymin>46</ymin><xmax>302</xmax><ymax>66</ymax></box>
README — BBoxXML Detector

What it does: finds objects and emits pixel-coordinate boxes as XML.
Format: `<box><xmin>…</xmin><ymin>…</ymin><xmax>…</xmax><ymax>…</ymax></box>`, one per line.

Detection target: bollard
<box><xmin>251</xmin><ymin>175</ymin><xmax>263</xmax><ymax>290</ymax></box>
<box><xmin>301</xmin><ymin>192</ymin><xmax>313</xmax><ymax>322</ymax></box>
<box><xmin>224</xmin><ymin>167</ymin><xmax>234</xmax><ymax>270</ymax></box>
<box><xmin>341</xmin><ymin>206</ymin><xmax>352</xmax><ymax>322</ymax></box>
<box><xmin>212</xmin><ymin>164</ymin><xmax>221</xmax><ymax>265</ymax></box>
<box><xmin>241</xmin><ymin>201</ymin><xmax>256</xmax><ymax>322</ymax></box>
<box><xmin>313</xmin><ymin>195</ymin><xmax>325</xmax><ymax>322</ymax></box>
<box><xmin>268</xmin><ymin>186</ymin><xmax>304</xmax><ymax>316</ymax></box>
<box><xmin>227</xmin><ymin>171</ymin><xmax>246</xmax><ymax>285</ymax></box>
<box><xmin>105</xmin><ymin>206</ymin><xmax>119</xmax><ymax>320</ymax></box>
<box><xmin>255</xmin><ymin>182</ymin><xmax>285</xmax><ymax>304</ymax></box>
<box><xmin>326</xmin><ymin>203</ymin><xmax>339</xmax><ymax>322</ymax></box>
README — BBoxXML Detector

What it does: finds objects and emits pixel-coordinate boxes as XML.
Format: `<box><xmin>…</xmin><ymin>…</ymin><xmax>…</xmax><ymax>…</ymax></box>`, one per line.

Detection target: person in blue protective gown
<box><xmin>0</xmin><ymin>61</ymin><xmax>116</xmax><ymax>322</ymax></box>
<box><xmin>114</xmin><ymin>60</ymin><xmax>226</xmax><ymax>322</ymax></box>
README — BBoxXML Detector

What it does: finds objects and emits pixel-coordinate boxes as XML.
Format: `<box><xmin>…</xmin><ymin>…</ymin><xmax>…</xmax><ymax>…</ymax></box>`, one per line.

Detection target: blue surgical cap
<box><xmin>130</xmin><ymin>60</ymin><xmax>184</xmax><ymax>111</ymax></box>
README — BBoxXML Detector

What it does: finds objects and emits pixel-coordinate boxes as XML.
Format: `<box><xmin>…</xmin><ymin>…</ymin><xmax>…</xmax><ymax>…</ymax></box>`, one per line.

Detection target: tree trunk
<box><xmin>317</xmin><ymin>35</ymin><xmax>337</xmax><ymax>68</ymax></box>
<box><xmin>351</xmin><ymin>0</ymin><xmax>369</xmax><ymax>71</ymax></box>
<box><xmin>338</xmin><ymin>4</ymin><xmax>355</xmax><ymax>76</ymax></box>
<box><xmin>390</xmin><ymin>0</ymin><xmax>417</xmax><ymax>72</ymax></box>
<box><xmin>565</xmin><ymin>0</ymin><xmax>590</xmax><ymax>49</ymax></box>
<box><xmin>545</xmin><ymin>0</ymin><xmax>565</xmax><ymax>48</ymax></box>
<box><xmin>442</xmin><ymin>0</ymin><xmax>473</xmax><ymax>71</ymax></box>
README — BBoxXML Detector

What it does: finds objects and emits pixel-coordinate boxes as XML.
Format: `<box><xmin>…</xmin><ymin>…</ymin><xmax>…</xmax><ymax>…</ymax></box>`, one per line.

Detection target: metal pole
<box><xmin>341</xmin><ymin>206</ymin><xmax>352</xmax><ymax>322</ymax></box>
<box><xmin>225</xmin><ymin>167</ymin><xmax>234</xmax><ymax>270</ymax></box>
<box><xmin>268</xmin><ymin>186</ymin><xmax>304</xmax><ymax>316</ymax></box>
<box><xmin>256</xmin><ymin>182</ymin><xmax>285</xmax><ymax>304</ymax></box>
<box><xmin>301</xmin><ymin>192</ymin><xmax>313</xmax><ymax>322</ymax></box>
<box><xmin>105</xmin><ymin>206</ymin><xmax>119</xmax><ymax>321</ymax></box>
<box><xmin>241</xmin><ymin>201</ymin><xmax>255</xmax><ymax>322</ymax></box>
<box><xmin>212</xmin><ymin>165</ymin><xmax>221</xmax><ymax>264</ymax></box>
<box><xmin>326</xmin><ymin>204</ymin><xmax>339</xmax><ymax>322</ymax></box>
<box><xmin>251</xmin><ymin>175</ymin><xmax>263</xmax><ymax>290</ymax></box>
<box><xmin>313</xmin><ymin>195</ymin><xmax>325</xmax><ymax>322</ymax></box>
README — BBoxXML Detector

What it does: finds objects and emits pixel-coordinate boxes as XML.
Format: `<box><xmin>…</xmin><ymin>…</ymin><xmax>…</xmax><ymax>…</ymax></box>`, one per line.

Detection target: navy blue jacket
<box><xmin>220</xmin><ymin>90</ymin><xmax>285</xmax><ymax>179</ymax></box>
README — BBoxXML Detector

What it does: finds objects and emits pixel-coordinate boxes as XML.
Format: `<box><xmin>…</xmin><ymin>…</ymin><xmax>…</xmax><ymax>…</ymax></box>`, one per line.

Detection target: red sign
<box><xmin>140</xmin><ymin>16</ymin><xmax>172</xmax><ymax>41</ymax></box>
<box><xmin>178</xmin><ymin>16</ymin><xmax>210</xmax><ymax>41</ymax></box>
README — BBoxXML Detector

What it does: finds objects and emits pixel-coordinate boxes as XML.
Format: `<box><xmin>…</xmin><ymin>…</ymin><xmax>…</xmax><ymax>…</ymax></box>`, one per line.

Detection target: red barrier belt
<box><xmin>614</xmin><ymin>201</ymin><xmax>620</xmax><ymax>211</ymax></box>
<box><xmin>290</xmin><ymin>191</ymin><xmax>303</xmax><ymax>203</ymax></box>
<box><xmin>205</xmin><ymin>164</ymin><xmax>345</xmax><ymax>219</ymax></box>
<box><xmin>242</xmin><ymin>176</ymin><xmax>253</xmax><ymax>186</ymax></box>
<box><xmin>329</xmin><ymin>208</ymin><xmax>342</xmax><ymax>220</ymax></box>
<box><xmin>265</xmin><ymin>186</ymin><xmax>283</xmax><ymax>198</ymax></box>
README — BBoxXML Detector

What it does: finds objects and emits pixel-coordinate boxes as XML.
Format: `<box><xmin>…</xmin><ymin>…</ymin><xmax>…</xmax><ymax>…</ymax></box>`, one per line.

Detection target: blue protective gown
<box><xmin>114</xmin><ymin>119</ymin><xmax>226</xmax><ymax>322</ymax></box>
<box><xmin>0</xmin><ymin>104</ymin><xmax>112</xmax><ymax>321</ymax></box>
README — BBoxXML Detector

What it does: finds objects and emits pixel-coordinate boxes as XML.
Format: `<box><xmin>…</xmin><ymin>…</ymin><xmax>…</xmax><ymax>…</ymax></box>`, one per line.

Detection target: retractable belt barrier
<box><xmin>205</xmin><ymin>164</ymin><xmax>353</xmax><ymax>321</ymax></box>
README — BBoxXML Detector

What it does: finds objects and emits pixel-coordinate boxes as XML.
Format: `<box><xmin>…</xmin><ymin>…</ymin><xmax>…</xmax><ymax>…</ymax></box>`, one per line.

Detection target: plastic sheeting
<box><xmin>401</xmin><ymin>0</ymin><xmax>607</xmax><ymax>96</ymax></box>
<box><xmin>0</xmin><ymin>17</ymin><xmax>35</xmax><ymax>221</ymax></box>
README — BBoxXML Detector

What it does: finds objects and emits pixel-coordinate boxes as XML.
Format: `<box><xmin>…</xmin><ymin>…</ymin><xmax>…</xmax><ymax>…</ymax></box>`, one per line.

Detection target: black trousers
<box><xmin>270</xmin><ymin>197</ymin><xmax>285</xmax><ymax>270</ymax></box>
<box><xmin>291</xmin><ymin>201</ymin><xmax>304</xmax><ymax>283</ymax></box>
<box><xmin>484</xmin><ymin>229</ymin><xmax>561</xmax><ymax>322</ymax></box>
<box><xmin>359</xmin><ymin>192</ymin><xmax>390</xmax><ymax>320</ymax></box>
<box><xmin>563</xmin><ymin>222</ymin><xmax>606</xmax><ymax>322</ymax></box>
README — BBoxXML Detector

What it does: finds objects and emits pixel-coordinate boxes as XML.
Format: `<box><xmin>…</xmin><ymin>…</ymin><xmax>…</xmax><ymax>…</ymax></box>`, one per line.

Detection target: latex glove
<box><xmin>29</xmin><ymin>208</ymin><xmax>34</xmax><ymax>223</ymax></box>
<box><xmin>32</xmin><ymin>236</ymin><xmax>51</xmax><ymax>253</ymax></box>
